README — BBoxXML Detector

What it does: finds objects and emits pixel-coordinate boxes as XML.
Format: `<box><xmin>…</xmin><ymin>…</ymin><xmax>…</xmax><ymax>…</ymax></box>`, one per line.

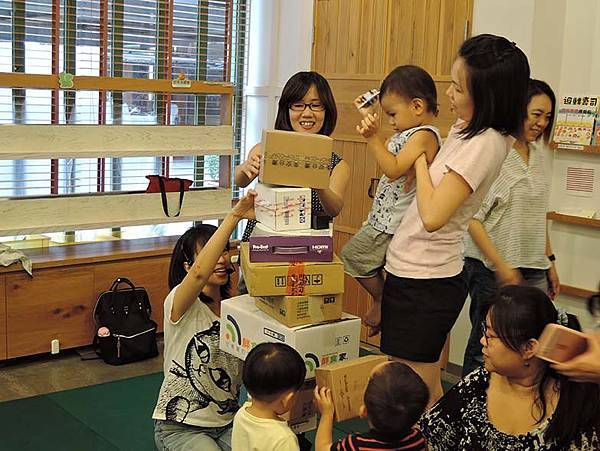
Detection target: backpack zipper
<box><xmin>113</xmin><ymin>327</ymin><xmax>156</xmax><ymax>359</ymax></box>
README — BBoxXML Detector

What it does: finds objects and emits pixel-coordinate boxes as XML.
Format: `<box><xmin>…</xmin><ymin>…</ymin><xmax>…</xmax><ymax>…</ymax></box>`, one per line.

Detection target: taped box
<box><xmin>253</xmin><ymin>221</ymin><xmax>332</xmax><ymax>237</ymax></box>
<box><xmin>259</xmin><ymin>129</ymin><xmax>333</xmax><ymax>189</ymax></box>
<box><xmin>316</xmin><ymin>355</ymin><xmax>389</xmax><ymax>422</ymax></box>
<box><xmin>219</xmin><ymin>294</ymin><xmax>361</xmax><ymax>379</ymax></box>
<box><xmin>240</xmin><ymin>242</ymin><xmax>344</xmax><ymax>296</ymax></box>
<box><xmin>249</xmin><ymin>235</ymin><xmax>334</xmax><ymax>263</ymax></box>
<box><xmin>255</xmin><ymin>293</ymin><xmax>343</xmax><ymax>328</ymax></box>
<box><xmin>255</xmin><ymin>183</ymin><xmax>311</xmax><ymax>232</ymax></box>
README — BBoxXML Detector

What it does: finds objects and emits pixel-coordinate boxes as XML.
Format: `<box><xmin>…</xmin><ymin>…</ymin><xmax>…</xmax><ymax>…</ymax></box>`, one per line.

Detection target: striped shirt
<box><xmin>331</xmin><ymin>428</ymin><xmax>427</xmax><ymax>451</ymax></box>
<box><xmin>464</xmin><ymin>141</ymin><xmax>551</xmax><ymax>270</ymax></box>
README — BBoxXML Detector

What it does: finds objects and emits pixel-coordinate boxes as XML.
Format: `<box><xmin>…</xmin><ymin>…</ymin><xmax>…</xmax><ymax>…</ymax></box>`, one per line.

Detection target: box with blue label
<box><xmin>219</xmin><ymin>294</ymin><xmax>361</xmax><ymax>379</ymax></box>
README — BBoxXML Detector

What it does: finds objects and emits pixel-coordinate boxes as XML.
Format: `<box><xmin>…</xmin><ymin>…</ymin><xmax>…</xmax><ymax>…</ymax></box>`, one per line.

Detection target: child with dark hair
<box><xmin>153</xmin><ymin>191</ymin><xmax>256</xmax><ymax>451</ymax></box>
<box><xmin>340</xmin><ymin>65</ymin><xmax>442</xmax><ymax>336</ymax></box>
<box><xmin>232</xmin><ymin>342</ymin><xmax>307</xmax><ymax>451</ymax></box>
<box><xmin>314</xmin><ymin>361</ymin><xmax>429</xmax><ymax>451</ymax></box>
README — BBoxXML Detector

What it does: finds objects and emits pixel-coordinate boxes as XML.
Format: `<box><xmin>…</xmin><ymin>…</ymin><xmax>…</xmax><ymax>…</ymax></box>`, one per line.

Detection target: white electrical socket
<box><xmin>51</xmin><ymin>339</ymin><xmax>60</xmax><ymax>354</ymax></box>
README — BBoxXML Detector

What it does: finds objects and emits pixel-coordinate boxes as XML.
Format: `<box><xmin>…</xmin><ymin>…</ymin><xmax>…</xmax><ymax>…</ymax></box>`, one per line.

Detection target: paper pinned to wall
<box><xmin>565</xmin><ymin>166</ymin><xmax>595</xmax><ymax>198</ymax></box>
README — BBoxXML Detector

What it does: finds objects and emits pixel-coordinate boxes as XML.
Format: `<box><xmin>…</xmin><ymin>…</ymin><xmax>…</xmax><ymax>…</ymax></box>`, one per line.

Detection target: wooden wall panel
<box><xmin>6</xmin><ymin>267</ymin><xmax>95</xmax><ymax>358</ymax></box>
<box><xmin>93</xmin><ymin>256</ymin><xmax>171</xmax><ymax>332</ymax></box>
<box><xmin>315</xmin><ymin>0</ymin><xmax>473</xmax><ymax>347</ymax></box>
<box><xmin>0</xmin><ymin>276</ymin><xmax>6</xmax><ymax>360</ymax></box>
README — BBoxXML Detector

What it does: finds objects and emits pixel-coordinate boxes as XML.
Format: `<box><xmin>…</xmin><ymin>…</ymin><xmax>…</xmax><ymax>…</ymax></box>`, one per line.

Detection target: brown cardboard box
<box><xmin>240</xmin><ymin>242</ymin><xmax>344</xmax><ymax>296</ymax></box>
<box><xmin>259</xmin><ymin>129</ymin><xmax>333</xmax><ymax>189</ymax></box>
<box><xmin>255</xmin><ymin>293</ymin><xmax>343</xmax><ymax>327</ymax></box>
<box><xmin>282</xmin><ymin>379</ymin><xmax>317</xmax><ymax>433</ymax></box>
<box><xmin>315</xmin><ymin>355</ymin><xmax>388</xmax><ymax>422</ymax></box>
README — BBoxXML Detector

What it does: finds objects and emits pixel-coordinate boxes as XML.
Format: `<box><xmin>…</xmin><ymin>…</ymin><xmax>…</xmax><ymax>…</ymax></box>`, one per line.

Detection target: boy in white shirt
<box><xmin>232</xmin><ymin>343</ymin><xmax>306</xmax><ymax>451</ymax></box>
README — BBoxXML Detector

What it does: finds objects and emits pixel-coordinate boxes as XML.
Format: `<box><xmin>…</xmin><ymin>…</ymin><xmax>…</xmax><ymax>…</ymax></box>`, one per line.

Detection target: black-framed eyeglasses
<box><xmin>289</xmin><ymin>102</ymin><xmax>325</xmax><ymax>112</ymax></box>
<box><xmin>480</xmin><ymin>321</ymin><xmax>500</xmax><ymax>346</ymax></box>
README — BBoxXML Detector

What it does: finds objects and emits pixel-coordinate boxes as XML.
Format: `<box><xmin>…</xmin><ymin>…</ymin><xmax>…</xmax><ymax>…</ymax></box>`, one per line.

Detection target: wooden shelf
<box><xmin>547</xmin><ymin>211</ymin><xmax>600</xmax><ymax>228</ymax></box>
<box><xmin>0</xmin><ymin>125</ymin><xmax>233</xmax><ymax>159</ymax></box>
<box><xmin>550</xmin><ymin>142</ymin><xmax>600</xmax><ymax>154</ymax></box>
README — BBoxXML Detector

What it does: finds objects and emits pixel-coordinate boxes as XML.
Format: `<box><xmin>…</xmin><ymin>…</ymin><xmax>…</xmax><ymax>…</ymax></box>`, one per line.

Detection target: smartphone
<box><xmin>358</xmin><ymin>89</ymin><xmax>380</xmax><ymax>109</ymax></box>
<box><xmin>536</xmin><ymin>323</ymin><xmax>588</xmax><ymax>364</ymax></box>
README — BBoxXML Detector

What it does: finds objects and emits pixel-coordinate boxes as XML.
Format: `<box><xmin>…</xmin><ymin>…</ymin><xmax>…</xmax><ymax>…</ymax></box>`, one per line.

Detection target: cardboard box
<box><xmin>249</xmin><ymin>235</ymin><xmax>334</xmax><ymax>262</ymax></box>
<box><xmin>255</xmin><ymin>183</ymin><xmax>311</xmax><ymax>232</ymax></box>
<box><xmin>219</xmin><ymin>294</ymin><xmax>361</xmax><ymax>379</ymax></box>
<box><xmin>240</xmin><ymin>243</ymin><xmax>344</xmax><ymax>296</ymax></box>
<box><xmin>315</xmin><ymin>355</ymin><xmax>388</xmax><ymax>422</ymax></box>
<box><xmin>283</xmin><ymin>379</ymin><xmax>317</xmax><ymax>434</ymax></box>
<box><xmin>255</xmin><ymin>293</ymin><xmax>343</xmax><ymax>327</ymax></box>
<box><xmin>253</xmin><ymin>221</ymin><xmax>333</xmax><ymax>237</ymax></box>
<box><xmin>259</xmin><ymin>129</ymin><xmax>333</xmax><ymax>189</ymax></box>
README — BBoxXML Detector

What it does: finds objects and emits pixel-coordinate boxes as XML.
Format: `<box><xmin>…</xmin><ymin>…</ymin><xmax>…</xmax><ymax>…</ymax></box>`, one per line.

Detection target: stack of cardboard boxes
<box><xmin>219</xmin><ymin>130</ymin><xmax>362</xmax><ymax>432</ymax></box>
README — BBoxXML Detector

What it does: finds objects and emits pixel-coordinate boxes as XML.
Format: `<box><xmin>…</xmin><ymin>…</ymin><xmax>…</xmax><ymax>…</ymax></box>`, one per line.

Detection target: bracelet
<box><xmin>547</xmin><ymin>254</ymin><xmax>556</xmax><ymax>262</ymax></box>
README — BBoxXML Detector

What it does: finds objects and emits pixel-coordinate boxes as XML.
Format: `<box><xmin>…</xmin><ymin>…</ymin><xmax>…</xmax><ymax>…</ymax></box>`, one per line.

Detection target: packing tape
<box><xmin>286</xmin><ymin>262</ymin><xmax>306</xmax><ymax>296</ymax></box>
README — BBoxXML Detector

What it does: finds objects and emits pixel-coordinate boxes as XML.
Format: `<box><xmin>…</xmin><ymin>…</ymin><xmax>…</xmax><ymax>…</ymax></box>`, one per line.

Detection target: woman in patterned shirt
<box><xmin>235</xmin><ymin>71</ymin><xmax>350</xmax><ymax>243</ymax></box>
<box><xmin>419</xmin><ymin>285</ymin><xmax>600</xmax><ymax>450</ymax></box>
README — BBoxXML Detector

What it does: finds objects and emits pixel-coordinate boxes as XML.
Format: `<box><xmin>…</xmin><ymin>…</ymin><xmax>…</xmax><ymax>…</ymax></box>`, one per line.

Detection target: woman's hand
<box><xmin>552</xmin><ymin>333</ymin><xmax>600</xmax><ymax>383</ymax></box>
<box><xmin>313</xmin><ymin>386</ymin><xmax>335</xmax><ymax>417</ymax></box>
<box><xmin>356</xmin><ymin>113</ymin><xmax>380</xmax><ymax>139</ymax></box>
<box><xmin>231</xmin><ymin>190</ymin><xmax>256</xmax><ymax>221</ymax></box>
<box><xmin>495</xmin><ymin>261</ymin><xmax>523</xmax><ymax>286</ymax></box>
<box><xmin>547</xmin><ymin>263</ymin><xmax>560</xmax><ymax>300</ymax></box>
<box><xmin>240</xmin><ymin>151</ymin><xmax>261</xmax><ymax>181</ymax></box>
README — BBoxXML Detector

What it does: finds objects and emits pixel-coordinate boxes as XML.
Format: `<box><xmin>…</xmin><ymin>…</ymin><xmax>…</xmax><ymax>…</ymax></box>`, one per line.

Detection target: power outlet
<box><xmin>51</xmin><ymin>339</ymin><xmax>60</xmax><ymax>354</ymax></box>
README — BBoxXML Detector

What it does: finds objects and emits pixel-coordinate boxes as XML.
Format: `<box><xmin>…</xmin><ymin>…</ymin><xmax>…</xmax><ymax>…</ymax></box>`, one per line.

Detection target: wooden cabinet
<box><xmin>6</xmin><ymin>267</ymin><xmax>95</xmax><ymax>358</ymax></box>
<box><xmin>0</xmin><ymin>276</ymin><xmax>6</xmax><ymax>360</ymax></box>
<box><xmin>313</xmin><ymin>0</ymin><xmax>473</xmax><ymax>348</ymax></box>
<box><xmin>0</xmin><ymin>237</ymin><xmax>176</xmax><ymax>360</ymax></box>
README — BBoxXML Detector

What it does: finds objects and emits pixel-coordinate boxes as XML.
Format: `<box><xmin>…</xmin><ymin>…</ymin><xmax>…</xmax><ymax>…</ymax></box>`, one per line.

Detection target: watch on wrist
<box><xmin>548</xmin><ymin>254</ymin><xmax>556</xmax><ymax>262</ymax></box>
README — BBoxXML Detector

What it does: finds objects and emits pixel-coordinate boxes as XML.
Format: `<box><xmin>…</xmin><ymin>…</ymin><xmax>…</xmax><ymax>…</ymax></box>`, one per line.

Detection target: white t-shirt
<box><xmin>232</xmin><ymin>402</ymin><xmax>299</xmax><ymax>451</ymax></box>
<box><xmin>152</xmin><ymin>285</ymin><xmax>243</xmax><ymax>427</ymax></box>
<box><xmin>385</xmin><ymin>121</ymin><xmax>513</xmax><ymax>278</ymax></box>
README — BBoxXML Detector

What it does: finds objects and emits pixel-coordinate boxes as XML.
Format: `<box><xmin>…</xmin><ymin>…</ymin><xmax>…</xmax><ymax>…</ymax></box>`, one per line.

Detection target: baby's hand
<box><xmin>356</xmin><ymin>113</ymin><xmax>380</xmax><ymax>139</ymax></box>
<box><xmin>313</xmin><ymin>386</ymin><xmax>335</xmax><ymax>417</ymax></box>
<box><xmin>241</xmin><ymin>152</ymin><xmax>261</xmax><ymax>181</ymax></box>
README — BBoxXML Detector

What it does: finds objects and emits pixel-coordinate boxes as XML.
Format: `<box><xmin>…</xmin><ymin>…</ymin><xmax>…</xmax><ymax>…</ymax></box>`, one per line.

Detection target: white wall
<box><xmin>449</xmin><ymin>0</ymin><xmax>600</xmax><ymax>368</ymax></box>
<box><xmin>243</xmin><ymin>0</ymin><xmax>313</xmax><ymax>159</ymax></box>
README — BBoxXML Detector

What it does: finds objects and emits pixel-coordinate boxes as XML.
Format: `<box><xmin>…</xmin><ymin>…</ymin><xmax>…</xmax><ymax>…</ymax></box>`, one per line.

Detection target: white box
<box><xmin>254</xmin><ymin>183</ymin><xmax>311</xmax><ymax>231</ymax></box>
<box><xmin>253</xmin><ymin>221</ymin><xmax>332</xmax><ymax>237</ymax></box>
<box><xmin>220</xmin><ymin>294</ymin><xmax>361</xmax><ymax>379</ymax></box>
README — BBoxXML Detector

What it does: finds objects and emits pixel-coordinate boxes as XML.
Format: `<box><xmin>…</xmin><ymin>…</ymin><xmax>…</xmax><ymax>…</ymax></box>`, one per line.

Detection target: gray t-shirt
<box><xmin>152</xmin><ymin>285</ymin><xmax>242</xmax><ymax>427</ymax></box>
<box><xmin>368</xmin><ymin>125</ymin><xmax>442</xmax><ymax>234</ymax></box>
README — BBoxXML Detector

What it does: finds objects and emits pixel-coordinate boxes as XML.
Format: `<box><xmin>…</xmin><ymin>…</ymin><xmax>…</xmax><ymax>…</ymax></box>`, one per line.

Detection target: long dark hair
<box><xmin>458</xmin><ymin>34</ymin><xmax>530</xmax><ymax>139</ymax></box>
<box><xmin>168</xmin><ymin>224</ymin><xmax>231</xmax><ymax>303</ymax></box>
<box><xmin>487</xmin><ymin>285</ymin><xmax>600</xmax><ymax>446</ymax></box>
<box><xmin>527</xmin><ymin>79</ymin><xmax>556</xmax><ymax>143</ymax></box>
<box><xmin>274</xmin><ymin>71</ymin><xmax>337</xmax><ymax>136</ymax></box>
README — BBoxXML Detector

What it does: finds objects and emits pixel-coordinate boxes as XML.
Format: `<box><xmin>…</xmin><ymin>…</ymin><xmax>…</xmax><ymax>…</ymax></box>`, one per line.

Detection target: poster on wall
<box><xmin>553</xmin><ymin>95</ymin><xmax>599</xmax><ymax>146</ymax></box>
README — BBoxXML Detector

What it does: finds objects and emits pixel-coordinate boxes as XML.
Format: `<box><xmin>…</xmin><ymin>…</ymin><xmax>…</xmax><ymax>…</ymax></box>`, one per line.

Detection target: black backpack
<box><xmin>93</xmin><ymin>277</ymin><xmax>159</xmax><ymax>365</ymax></box>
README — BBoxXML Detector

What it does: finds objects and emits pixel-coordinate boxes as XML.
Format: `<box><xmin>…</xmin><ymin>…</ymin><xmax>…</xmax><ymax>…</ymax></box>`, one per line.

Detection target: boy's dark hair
<box><xmin>458</xmin><ymin>34</ymin><xmax>530</xmax><ymax>139</ymax></box>
<box><xmin>168</xmin><ymin>224</ymin><xmax>231</xmax><ymax>303</ymax></box>
<box><xmin>380</xmin><ymin>65</ymin><xmax>439</xmax><ymax>116</ymax></box>
<box><xmin>364</xmin><ymin>361</ymin><xmax>429</xmax><ymax>440</ymax></box>
<box><xmin>274</xmin><ymin>71</ymin><xmax>337</xmax><ymax>136</ymax></box>
<box><xmin>527</xmin><ymin>79</ymin><xmax>556</xmax><ymax>143</ymax></box>
<box><xmin>243</xmin><ymin>342</ymin><xmax>306</xmax><ymax>402</ymax></box>
<box><xmin>486</xmin><ymin>285</ymin><xmax>600</xmax><ymax>447</ymax></box>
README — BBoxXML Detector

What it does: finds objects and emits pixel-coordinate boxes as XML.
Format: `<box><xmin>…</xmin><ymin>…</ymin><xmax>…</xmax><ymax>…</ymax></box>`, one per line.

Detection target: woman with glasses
<box><xmin>235</xmin><ymin>71</ymin><xmax>350</xmax><ymax>242</ymax></box>
<box><xmin>462</xmin><ymin>79</ymin><xmax>560</xmax><ymax>376</ymax></box>
<box><xmin>419</xmin><ymin>285</ymin><xmax>600</xmax><ymax>450</ymax></box>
